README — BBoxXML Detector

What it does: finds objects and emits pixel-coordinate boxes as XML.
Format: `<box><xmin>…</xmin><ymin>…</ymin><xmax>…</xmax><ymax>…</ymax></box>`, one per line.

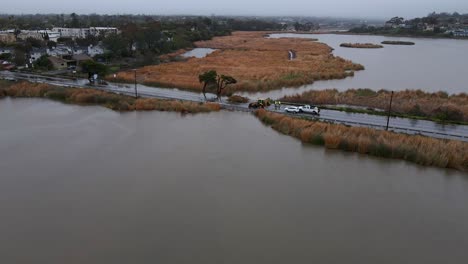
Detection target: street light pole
<box><xmin>133</xmin><ymin>69</ymin><xmax>138</xmax><ymax>98</ymax></box>
<box><xmin>386</xmin><ymin>91</ymin><xmax>394</xmax><ymax>131</ymax></box>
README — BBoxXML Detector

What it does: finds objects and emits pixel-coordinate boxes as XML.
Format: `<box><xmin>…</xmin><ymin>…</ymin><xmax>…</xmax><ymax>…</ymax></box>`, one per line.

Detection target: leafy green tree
<box><xmin>75</xmin><ymin>36</ymin><xmax>99</xmax><ymax>47</ymax></box>
<box><xmin>199</xmin><ymin>70</ymin><xmax>217</xmax><ymax>98</ymax></box>
<box><xmin>81</xmin><ymin>60</ymin><xmax>109</xmax><ymax>77</ymax></box>
<box><xmin>70</xmin><ymin>13</ymin><xmax>80</xmax><ymax>28</ymax></box>
<box><xmin>26</xmin><ymin>37</ymin><xmax>44</xmax><ymax>48</ymax></box>
<box><xmin>13</xmin><ymin>49</ymin><xmax>26</xmax><ymax>66</ymax></box>
<box><xmin>47</xmin><ymin>41</ymin><xmax>57</xmax><ymax>49</ymax></box>
<box><xmin>216</xmin><ymin>74</ymin><xmax>237</xmax><ymax>98</ymax></box>
<box><xmin>103</xmin><ymin>33</ymin><xmax>129</xmax><ymax>58</ymax></box>
<box><xmin>199</xmin><ymin>70</ymin><xmax>237</xmax><ymax>98</ymax></box>
<box><xmin>0</xmin><ymin>53</ymin><xmax>12</xmax><ymax>60</ymax></box>
<box><xmin>120</xmin><ymin>22</ymin><xmax>139</xmax><ymax>56</ymax></box>
<box><xmin>33</xmin><ymin>55</ymin><xmax>54</xmax><ymax>70</ymax></box>
<box><xmin>135</xmin><ymin>22</ymin><xmax>162</xmax><ymax>53</ymax></box>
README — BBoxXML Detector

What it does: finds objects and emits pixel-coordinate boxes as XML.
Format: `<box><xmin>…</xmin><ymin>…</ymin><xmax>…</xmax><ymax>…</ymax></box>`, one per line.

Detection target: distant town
<box><xmin>350</xmin><ymin>12</ymin><xmax>468</xmax><ymax>37</ymax></box>
<box><xmin>0</xmin><ymin>12</ymin><xmax>466</xmax><ymax>77</ymax></box>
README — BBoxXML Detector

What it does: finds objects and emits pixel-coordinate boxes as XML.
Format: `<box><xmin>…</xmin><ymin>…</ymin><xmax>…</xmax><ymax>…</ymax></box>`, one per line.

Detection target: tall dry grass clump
<box><xmin>134</xmin><ymin>98</ymin><xmax>220</xmax><ymax>113</ymax></box>
<box><xmin>281</xmin><ymin>89</ymin><xmax>468</xmax><ymax>122</ymax></box>
<box><xmin>255</xmin><ymin>109</ymin><xmax>468</xmax><ymax>171</ymax></box>
<box><xmin>1</xmin><ymin>82</ymin><xmax>220</xmax><ymax>114</ymax></box>
<box><xmin>114</xmin><ymin>31</ymin><xmax>364</xmax><ymax>93</ymax></box>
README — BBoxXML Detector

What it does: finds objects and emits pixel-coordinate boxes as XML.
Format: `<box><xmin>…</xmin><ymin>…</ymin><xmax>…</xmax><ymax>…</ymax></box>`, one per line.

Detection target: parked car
<box><xmin>298</xmin><ymin>105</ymin><xmax>320</xmax><ymax>115</ymax></box>
<box><xmin>4</xmin><ymin>77</ymin><xmax>17</xmax><ymax>82</ymax></box>
<box><xmin>284</xmin><ymin>106</ymin><xmax>300</xmax><ymax>113</ymax></box>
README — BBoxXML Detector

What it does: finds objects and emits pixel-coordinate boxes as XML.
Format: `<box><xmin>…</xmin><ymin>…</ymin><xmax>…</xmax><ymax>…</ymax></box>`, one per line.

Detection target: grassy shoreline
<box><xmin>281</xmin><ymin>88</ymin><xmax>468</xmax><ymax>124</ymax></box>
<box><xmin>255</xmin><ymin>109</ymin><xmax>468</xmax><ymax>172</ymax></box>
<box><xmin>0</xmin><ymin>82</ymin><xmax>221</xmax><ymax>114</ymax></box>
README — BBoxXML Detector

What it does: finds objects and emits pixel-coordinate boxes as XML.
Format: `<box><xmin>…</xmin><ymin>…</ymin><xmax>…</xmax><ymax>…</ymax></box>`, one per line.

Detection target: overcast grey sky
<box><xmin>3</xmin><ymin>0</ymin><xmax>467</xmax><ymax>19</ymax></box>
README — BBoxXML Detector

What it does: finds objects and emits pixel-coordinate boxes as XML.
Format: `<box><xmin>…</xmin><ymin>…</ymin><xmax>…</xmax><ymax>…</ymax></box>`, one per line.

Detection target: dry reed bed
<box><xmin>340</xmin><ymin>43</ymin><xmax>384</xmax><ymax>48</ymax></box>
<box><xmin>381</xmin><ymin>41</ymin><xmax>415</xmax><ymax>45</ymax></box>
<box><xmin>255</xmin><ymin>109</ymin><xmax>468</xmax><ymax>171</ymax></box>
<box><xmin>0</xmin><ymin>82</ymin><xmax>220</xmax><ymax>113</ymax></box>
<box><xmin>227</xmin><ymin>95</ymin><xmax>249</xmax><ymax>104</ymax></box>
<box><xmin>115</xmin><ymin>31</ymin><xmax>364</xmax><ymax>93</ymax></box>
<box><xmin>281</xmin><ymin>89</ymin><xmax>468</xmax><ymax>122</ymax></box>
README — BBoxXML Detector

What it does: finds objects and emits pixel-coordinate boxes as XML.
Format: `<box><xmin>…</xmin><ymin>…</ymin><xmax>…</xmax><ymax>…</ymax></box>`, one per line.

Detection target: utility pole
<box><xmin>386</xmin><ymin>91</ymin><xmax>394</xmax><ymax>131</ymax></box>
<box><xmin>134</xmin><ymin>69</ymin><xmax>138</xmax><ymax>98</ymax></box>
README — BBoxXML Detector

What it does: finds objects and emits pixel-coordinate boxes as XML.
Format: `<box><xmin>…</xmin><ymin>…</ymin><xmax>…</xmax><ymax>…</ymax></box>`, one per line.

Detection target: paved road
<box><xmin>1</xmin><ymin>70</ymin><xmax>467</xmax><ymax>142</ymax></box>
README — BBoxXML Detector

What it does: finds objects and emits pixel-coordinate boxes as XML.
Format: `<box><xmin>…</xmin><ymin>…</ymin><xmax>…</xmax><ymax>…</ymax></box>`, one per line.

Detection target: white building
<box><xmin>51</xmin><ymin>27</ymin><xmax>119</xmax><ymax>39</ymax></box>
<box><xmin>47</xmin><ymin>45</ymin><xmax>73</xmax><ymax>57</ymax></box>
<box><xmin>89</xmin><ymin>27</ymin><xmax>119</xmax><ymax>37</ymax></box>
<box><xmin>87</xmin><ymin>44</ymin><xmax>105</xmax><ymax>57</ymax></box>
<box><xmin>40</xmin><ymin>30</ymin><xmax>60</xmax><ymax>42</ymax></box>
<box><xmin>17</xmin><ymin>30</ymin><xmax>44</xmax><ymax>40</ymax></box>
<box><xmin>452</xmin><ymin>29</ymin><xmax>468</xmax><ymax>37</ymax></box>
<box><xmin>16</xmin><ymin>30</ymin><xmax>60</xmax><ymax>41</ymax></box>
<box><xmin>52</xmin><ymin>27</ymin><xmax>89</xmax><ymax>39</ymax></box>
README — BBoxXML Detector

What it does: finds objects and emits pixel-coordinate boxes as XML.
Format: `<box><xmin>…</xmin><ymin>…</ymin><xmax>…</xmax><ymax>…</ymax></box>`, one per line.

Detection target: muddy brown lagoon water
<box><xmin>1</xmin><ymin>98</ymin><xmax>467</xmax><ymax>263</ymax></box>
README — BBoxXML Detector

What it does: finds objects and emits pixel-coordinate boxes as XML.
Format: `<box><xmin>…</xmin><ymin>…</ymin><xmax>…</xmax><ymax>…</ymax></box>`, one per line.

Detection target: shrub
<box><xmin>381</xmin><ymin>41</ymin><xmax>415</xmax><ymax>45</ymax></box>
<box><xmin>227</xmin><ymin>95</ymin><xmax>249</xmax><ymax>104</ymax></box>
<box><xmin>432</xmin><ymin>106</ymin><xmax>464</xmax><ymax>122</ymax></box>
<box><xmin>340</xmin><ymin>43</ymin><xmax>384</xmax><ymax>48</ymax></box>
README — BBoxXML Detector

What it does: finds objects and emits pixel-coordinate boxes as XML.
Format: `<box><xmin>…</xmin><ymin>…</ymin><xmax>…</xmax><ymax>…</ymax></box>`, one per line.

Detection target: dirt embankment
<box><xmin>114</xmin><ymin>31</ymin><xmax>364</xmax><ymax>94</ymax></box>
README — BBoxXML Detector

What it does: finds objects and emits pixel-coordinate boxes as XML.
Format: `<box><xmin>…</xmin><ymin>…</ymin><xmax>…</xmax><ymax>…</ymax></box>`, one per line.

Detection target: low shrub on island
<box><xmin>340</xmin><ymin>43</ymin><xmax>384</xmax><ymax>49</ymax></box>
<box><xmin>381</xmin><ymin>41</ymin><xmax>415</xmax><ymax>45</ymax></box>
<box><xmin>227</xmin><ymin>95</ymin><xmax>249</xmax><ymax>104</ymax></box>
<box><xmin>280</xmin><ymin>89</ymin><xmax>468</xmax><ymax>123</ymax></box>
<box><xmin>0</xmin><ymin>82</ymin><xmax>221</xmax><ymax>113</ymax></box>
<box><xmin>255</xmin><ymin>109</ymin><xmax>467</xmax><ymax>171</ymax></box>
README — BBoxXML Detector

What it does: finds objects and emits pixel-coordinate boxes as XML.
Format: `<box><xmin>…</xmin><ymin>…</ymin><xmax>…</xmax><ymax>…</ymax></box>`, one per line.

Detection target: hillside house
<box><xmin>0</xmin><ymin>33</ymin><xmax>16</xmax><ymax>44</ymax></box>
<box><xmin>48</xmin><ymin>56</ymin><xmax>74</xmax><ymax>70</ymax></box>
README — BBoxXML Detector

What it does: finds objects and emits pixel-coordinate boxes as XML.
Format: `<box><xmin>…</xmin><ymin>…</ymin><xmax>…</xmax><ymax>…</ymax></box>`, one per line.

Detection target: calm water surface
<box><xmin>1</xmin><ymin>98</ymin><xmax>468</xmax><ymax>264</ymax></box>
<box><xmin>243</xmin><ymin>34</ymin><xmax>468</xmax><ymax>99</ymax></box>
<box><xmin>181</xmin><ymin>48</ymin><xmax>216</xmax><ymax>58</ymax></box>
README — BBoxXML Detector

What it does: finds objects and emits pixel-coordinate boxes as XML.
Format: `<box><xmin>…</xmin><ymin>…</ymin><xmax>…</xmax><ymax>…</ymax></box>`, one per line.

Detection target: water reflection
<box><xmin>181</xmin><ymin>48</ymin><xmax>216</xmax><ymax>58</ymax></box>
<box><xmin>0</xmin><ymin>98</ymin><xmax>467</xmax><ymax>264</ymax></box>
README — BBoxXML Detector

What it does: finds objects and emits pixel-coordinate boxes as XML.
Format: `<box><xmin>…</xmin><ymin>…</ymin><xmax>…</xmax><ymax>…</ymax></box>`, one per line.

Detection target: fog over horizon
<box><xmin>2</xmin><ymin>0</ymin><xmax>468</xmax><ymax>19</ymax></box>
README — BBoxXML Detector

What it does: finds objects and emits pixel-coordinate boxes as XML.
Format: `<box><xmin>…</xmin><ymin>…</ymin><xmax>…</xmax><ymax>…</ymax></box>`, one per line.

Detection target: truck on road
<box><xmin>298</xmin><ymin>105</ymin><xmax>320</xmax><ymax>115</ymax></box>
